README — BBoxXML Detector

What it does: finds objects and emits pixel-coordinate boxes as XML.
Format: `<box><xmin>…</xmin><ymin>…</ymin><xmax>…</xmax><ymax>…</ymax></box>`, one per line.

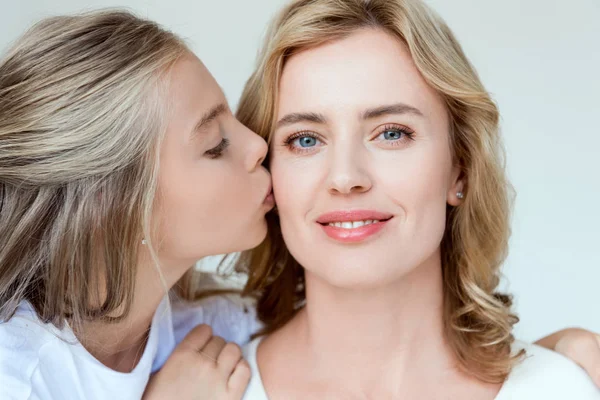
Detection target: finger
<box><xmin>217</xmin><ymin>343</ymin><xmax>243</xmax><ymax>375</ymax></box>
<box><xmin>200</xmin><ymin>335</ymin><xmax>227</xmax><ymax>362</ymax></box>
<box><xmin>228</xmin><ymin>359</ymin><xmax>251</xmax><ymax>399</ymax></box>
<box><xmin>177</xmin><ymin>324</ymin><xmax>213</xmax><ymax>353</ymax></box>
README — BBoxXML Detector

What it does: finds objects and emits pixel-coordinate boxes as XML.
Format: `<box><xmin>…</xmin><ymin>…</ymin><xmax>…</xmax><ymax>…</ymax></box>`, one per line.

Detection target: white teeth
<box><xmin>327</xmin><ymin>220</ymin><xmax>381</xmax><ymax>229</ymax></box>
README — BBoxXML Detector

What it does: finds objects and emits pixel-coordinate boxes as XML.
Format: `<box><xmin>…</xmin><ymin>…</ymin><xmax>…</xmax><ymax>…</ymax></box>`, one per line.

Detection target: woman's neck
<box><xmin>301</xmin><ymin>251</ymin><xmax>451</xmax><ymax>384</ymax></box>
<box><xmin>259</xmin><ymin>250</ymin><xmax>501</xmax><ymax>398</ymax></box>
<box><xmin>305</xmin><ymin>257</ymin><xmax>445</xmax><ymax>359</ymax></box>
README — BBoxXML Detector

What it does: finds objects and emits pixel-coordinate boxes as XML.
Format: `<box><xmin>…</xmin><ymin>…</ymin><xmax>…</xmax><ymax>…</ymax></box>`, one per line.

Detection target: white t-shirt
<box><xmin>0</xmin><ymin>294</ymin><xmax>260</xmax><ymax>400</ymax></box>
<box><xmin>242</xmin><ymin>338</ymin><xmax>600</xmax><ymax>399</ymax></box>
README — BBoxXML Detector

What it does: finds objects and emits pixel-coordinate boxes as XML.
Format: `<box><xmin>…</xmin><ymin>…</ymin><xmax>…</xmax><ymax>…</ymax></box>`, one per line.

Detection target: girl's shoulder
<box><xmin>171</xmin><ymin>293</ymin><xmax>262</xmax><ymax>346</ymax></box>
<box><xmin>0</xmin><ymin>302</ymin><xmax>66</xmax><ymax>399</ymax></box>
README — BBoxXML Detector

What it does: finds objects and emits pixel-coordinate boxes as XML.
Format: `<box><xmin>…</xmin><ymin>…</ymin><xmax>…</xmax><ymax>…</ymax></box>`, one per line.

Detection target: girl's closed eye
<box><xmin>204</xmin><ymin>137</ymin><xmax>230</xmax><ymax>159</ymax></box>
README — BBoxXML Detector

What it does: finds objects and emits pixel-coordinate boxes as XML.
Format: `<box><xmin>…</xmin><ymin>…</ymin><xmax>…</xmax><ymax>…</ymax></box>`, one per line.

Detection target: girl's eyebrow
<box><xmin>190</xmin><ymin>102</ymin><xmax>228</xmax><ymax>141</ymax></box>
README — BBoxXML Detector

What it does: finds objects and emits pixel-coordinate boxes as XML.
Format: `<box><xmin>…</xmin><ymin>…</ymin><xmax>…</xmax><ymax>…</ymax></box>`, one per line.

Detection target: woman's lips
<box><xmin>316</xmin><ymin>210</ymin><xmax>393</xmax><ymax>243</ymax></box>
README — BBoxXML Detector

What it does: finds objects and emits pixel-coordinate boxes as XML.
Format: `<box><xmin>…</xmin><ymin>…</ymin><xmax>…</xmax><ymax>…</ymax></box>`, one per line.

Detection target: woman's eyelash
<box><xmin>204</xmin><ymin>138</ymin><xmax>230</xmax><ymax>159</ymax></box>
<box><xmin>283</xmin><ymin>131</ymin><xmax>320</xmax><ymax>147</ymax></box>
<box><xmin>376</xmin><ymin>124</ymin><xmax>415</xmax><ymax>142</ymax></box>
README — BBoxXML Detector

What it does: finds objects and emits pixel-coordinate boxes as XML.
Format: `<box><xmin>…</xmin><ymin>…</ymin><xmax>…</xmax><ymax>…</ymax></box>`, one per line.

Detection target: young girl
<box><xmin>0</xmin><ymin>8</ymin><xmax>597</xmax><ymax>400</ymax></box>
<box><xmin>0</xmin><ymin>11</ymin><xmax>269</xmax><ymax>400</ymax></box>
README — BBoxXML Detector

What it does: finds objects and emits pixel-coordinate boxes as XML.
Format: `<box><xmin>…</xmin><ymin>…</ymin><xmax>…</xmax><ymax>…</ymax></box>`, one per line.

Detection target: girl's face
<box><xmin>155</xmin><ymin>55</ymin><xmax>274</xmax><ymax>265</ymax></box>
<box><xmin>270</xmin><ymin>29</ymin><xmax>464</xmax><ymax>288</ymax></box>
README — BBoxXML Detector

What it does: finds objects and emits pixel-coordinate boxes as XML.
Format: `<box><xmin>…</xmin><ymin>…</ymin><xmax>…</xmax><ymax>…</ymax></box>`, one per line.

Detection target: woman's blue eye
<box><xmin>294</xmin><ymin>136</ymin><xmax>318</xmax><ymax>148</ymax></box>
<box><xmin>381</xmin><ymin>129</ymin><xmax>404</xmax><ymax>140</ymax></box>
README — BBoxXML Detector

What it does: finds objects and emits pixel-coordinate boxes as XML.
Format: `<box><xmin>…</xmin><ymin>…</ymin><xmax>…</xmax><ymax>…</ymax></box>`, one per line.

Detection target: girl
<box><xmin>0</xmin><ymin>11</ymin><xmax>268</xmax><ymax>400</ymax></box>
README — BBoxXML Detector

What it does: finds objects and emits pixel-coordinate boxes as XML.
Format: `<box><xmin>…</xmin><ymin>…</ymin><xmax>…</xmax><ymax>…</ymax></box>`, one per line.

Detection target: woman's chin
<box><xmin>307</xmin><ymin>267</ymin><xmax>399</xmax><ymax>291</ymax></box>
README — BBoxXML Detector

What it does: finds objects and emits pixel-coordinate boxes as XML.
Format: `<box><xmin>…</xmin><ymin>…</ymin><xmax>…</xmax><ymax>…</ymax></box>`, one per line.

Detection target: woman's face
<box><xmin>155</xmin><ymin>54</ymin><xmax>274</xmax><ymax>265</ymax></box>
<box><xmin>271</xmin><ymin>29</ymin><xmax>464</xmax><ymax>288</ymax></box>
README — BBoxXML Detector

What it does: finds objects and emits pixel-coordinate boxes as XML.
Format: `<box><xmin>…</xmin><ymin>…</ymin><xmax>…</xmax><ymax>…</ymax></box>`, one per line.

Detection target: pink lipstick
<box><xmin>316</xmin><ymin>210</ymin><xmax>393</xmax><ymax>243</ymax></box>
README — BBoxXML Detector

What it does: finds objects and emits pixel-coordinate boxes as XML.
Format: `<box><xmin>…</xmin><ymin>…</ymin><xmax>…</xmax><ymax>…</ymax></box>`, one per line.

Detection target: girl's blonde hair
<box><xmin>236</xmin><ymin>0</ymin><xmax>520</xmax><ymax>383</ymax></box>
<box><xmin>0</xmin><ymin>11</ymin><xmax>188</xmax><ymax>330</ymax></box>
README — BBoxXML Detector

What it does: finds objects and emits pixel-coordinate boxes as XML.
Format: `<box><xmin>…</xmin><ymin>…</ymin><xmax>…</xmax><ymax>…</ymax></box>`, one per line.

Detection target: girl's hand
<box><xmin>143</xmin><ymin>324</ymin><xmax>250</xmax><ymax>400</ymax></box>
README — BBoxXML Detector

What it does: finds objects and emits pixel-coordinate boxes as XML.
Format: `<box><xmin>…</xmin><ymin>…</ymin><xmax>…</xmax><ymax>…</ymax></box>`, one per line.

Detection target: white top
<box><xmin>242</xmin><ymin>338</ymin><xmax>600</xmax><ymax>399</ymax></box>
<box><xmin>0</xmin><ymin>294</ymin><xmax>260</xmax><ymax>400</ymax></box>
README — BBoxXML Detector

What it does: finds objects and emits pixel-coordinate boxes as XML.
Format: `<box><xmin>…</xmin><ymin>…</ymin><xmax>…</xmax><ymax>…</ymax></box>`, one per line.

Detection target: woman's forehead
<box><xmin>276</xmin><ymin>29</ymin><xmax>444</xmax><ymax>122</ymax></box>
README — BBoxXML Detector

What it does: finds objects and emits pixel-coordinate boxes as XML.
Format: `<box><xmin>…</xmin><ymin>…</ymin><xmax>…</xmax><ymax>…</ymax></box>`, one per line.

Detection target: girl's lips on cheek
<box><xmin>263</xmin><ymin>182</ymin><xmax>275</xmax><ymax>208</ymax></box>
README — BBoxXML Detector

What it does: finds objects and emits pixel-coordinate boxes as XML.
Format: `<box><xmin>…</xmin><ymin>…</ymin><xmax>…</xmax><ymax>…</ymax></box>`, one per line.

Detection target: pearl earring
<box><xmin>141</xmin><ymin>238</ymin><xmax>147</xmax><ymax>245</ymax></box>
<box><xmin>456</xmin><ymin>191</ymin><xmax>465</xmax><ymax>200</ymax></box>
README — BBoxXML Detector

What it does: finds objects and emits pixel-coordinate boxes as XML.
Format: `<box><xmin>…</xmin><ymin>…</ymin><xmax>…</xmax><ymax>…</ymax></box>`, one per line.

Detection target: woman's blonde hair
<box><xmin>237</xmin><ymin>0</ymin><xmax>520</xmax><ymax>383</ymax></box>
<box><xmin>0</xmin><ymin>11</ymin><xmax>188</xmax><ymax>330</ymax></box>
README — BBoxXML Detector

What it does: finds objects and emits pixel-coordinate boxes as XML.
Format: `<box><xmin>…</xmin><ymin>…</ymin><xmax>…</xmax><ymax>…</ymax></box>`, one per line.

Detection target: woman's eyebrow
<box><xmin>276</xmin><ymin>111</ymin><xmax>327</xmax><ymax>128</ymax></box>
<box><xmin>362</xmin><ymin>103</ymin><xmax>424</xmax><ymax>120</ymax></box>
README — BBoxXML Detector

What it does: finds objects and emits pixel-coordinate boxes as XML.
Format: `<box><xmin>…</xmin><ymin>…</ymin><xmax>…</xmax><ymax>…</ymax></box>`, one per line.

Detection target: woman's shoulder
<box><xmin>496</xmin><ymin>340</ymin><xmax>599</xmax><ymax>399</ymax></box>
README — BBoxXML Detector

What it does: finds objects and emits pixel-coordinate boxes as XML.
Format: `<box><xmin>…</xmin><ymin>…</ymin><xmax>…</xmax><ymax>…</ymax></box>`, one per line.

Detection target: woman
<box><xmin>0</xmin><ymin>8</ymin><xmax>597</xmax><ymax>400</ymax></box>
<box><xmin>0</xmin><ymin>11</ymin><xmax>268</xmax><ymax>400</ymax></box>
<box><xmin>235</xmin><ymin>0</ymin><xmax>600</xmax><ymax>398</ymax></box>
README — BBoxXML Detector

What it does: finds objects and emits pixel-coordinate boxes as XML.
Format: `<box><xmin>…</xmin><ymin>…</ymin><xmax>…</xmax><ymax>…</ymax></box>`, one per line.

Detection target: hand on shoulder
<box><xmin>144</xmin><ymin>324</ymin><xmax>250</xmax><ymax>400</ymax></box>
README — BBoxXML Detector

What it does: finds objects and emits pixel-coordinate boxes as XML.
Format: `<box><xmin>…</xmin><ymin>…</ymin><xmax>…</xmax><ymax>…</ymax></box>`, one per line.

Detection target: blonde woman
<box><xmin>0</xmin><ymin>11</ymin><xmax>270</xmax><ymax>400</ymax></box>
<box><xmin>0</xmin><ymin>7</ymin><xmax>597</xmax><ymax>400</ymax></box>
<box><xmin>234</xmin><ymin>0</ymin><xmax>600</xmax><ymax>398</ymax></box>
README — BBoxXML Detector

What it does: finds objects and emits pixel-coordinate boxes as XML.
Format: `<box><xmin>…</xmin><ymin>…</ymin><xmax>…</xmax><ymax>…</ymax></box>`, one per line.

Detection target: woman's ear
<box><xmin>447</xmin><ymin>166</ymin><xmax>465</xmax><ymax>206</ymax></box>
